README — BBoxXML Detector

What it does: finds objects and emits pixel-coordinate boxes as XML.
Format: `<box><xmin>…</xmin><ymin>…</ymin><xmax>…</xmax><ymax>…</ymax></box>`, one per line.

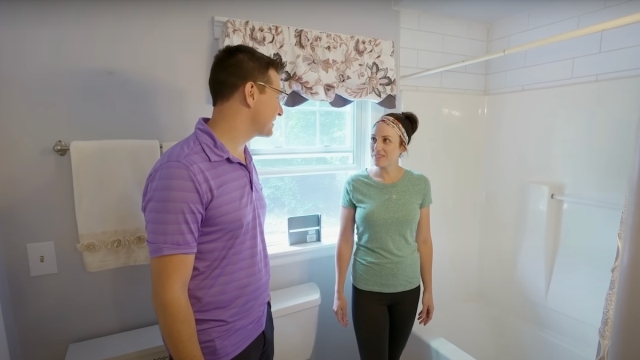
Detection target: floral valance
<box><xmin>222</xmin><ymin>18</ymin><xmax>397</xmax><ymax>109</ymax></box>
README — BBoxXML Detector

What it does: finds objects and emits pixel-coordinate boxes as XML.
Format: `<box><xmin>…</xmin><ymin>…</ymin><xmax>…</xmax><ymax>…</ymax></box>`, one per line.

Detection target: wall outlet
<box><xmin>27</xmin><ymin>241</ymin><xmax>58</xmax><ymax>277</ymax></box>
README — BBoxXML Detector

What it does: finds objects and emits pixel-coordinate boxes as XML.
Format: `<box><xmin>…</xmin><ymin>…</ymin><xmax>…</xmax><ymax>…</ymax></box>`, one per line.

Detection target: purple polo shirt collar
<box><xmin>195</xmin><ymin>117</ymin><xmax>252</xmax><ymax>166</ymax></box>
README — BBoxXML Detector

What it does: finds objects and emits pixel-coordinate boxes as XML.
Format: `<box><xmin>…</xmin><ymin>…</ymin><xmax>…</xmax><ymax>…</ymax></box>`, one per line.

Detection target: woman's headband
<box><xmin>373</xmin><ymin>116</ymin><xmax>409</xmax><ymax>146</ymax></box>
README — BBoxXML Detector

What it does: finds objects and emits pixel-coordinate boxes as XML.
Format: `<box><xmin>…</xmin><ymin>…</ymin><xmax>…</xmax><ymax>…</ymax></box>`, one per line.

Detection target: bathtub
<box><xmin>401</xmin><ymin>301</ymin><xmax>597</xmax><ymax>360</ymax></box>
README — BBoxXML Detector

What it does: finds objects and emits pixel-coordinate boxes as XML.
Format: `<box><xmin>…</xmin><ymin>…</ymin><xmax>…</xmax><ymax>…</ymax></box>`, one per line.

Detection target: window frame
<box><xmin>251</xmin><ymin>100</ymin><xmax>384</xmax><ymax>249</ymax></box>
<box><xmin>252</xmin><ymin>101</ymin><xmax>375</xmax><ymax>178</ymax></box>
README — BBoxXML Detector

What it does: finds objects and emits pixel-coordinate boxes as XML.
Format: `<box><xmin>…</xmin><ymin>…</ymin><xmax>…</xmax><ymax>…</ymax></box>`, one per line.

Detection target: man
<box><xmin>142</xmin><ymin>44</ymin><xmax>287</xmax><ymax>360</ymax></box>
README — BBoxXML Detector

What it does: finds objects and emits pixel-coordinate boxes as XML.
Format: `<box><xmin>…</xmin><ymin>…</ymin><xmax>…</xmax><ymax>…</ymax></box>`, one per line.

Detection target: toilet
<box><xmin>270</xmin><ymin>282</ymin><xmax>321</xmax><ymax>360</ymax></box>
<box><xmin>64</xmin><ymin>282</ymin><xmax>321</xmax><ymax>360</ymax></box>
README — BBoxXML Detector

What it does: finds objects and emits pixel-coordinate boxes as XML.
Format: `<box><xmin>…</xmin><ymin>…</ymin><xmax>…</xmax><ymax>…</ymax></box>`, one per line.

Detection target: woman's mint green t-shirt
<box><xmin>341</xmin><ymin>169</ymin><xmax>432</xmax><ymax>293</ymax></box>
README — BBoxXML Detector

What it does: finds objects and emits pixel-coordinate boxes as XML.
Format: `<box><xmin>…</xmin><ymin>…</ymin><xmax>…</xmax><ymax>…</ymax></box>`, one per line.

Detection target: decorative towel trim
<box><xmin>76</xmin><ymin>228</ymin><xmax>150</xmax><ymax>272</ymax></box>
<box><xmin>76</xmin><ymin>234</ymin><xmax>147</xmax><ymax>253</ymax></box>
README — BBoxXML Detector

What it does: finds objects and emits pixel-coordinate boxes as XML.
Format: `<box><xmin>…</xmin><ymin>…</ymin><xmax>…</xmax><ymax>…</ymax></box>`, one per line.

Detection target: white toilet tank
<box><xmin>271</xmin><ymin>282</ymin><xmax>321</xmax><ymax>360</ymax></box>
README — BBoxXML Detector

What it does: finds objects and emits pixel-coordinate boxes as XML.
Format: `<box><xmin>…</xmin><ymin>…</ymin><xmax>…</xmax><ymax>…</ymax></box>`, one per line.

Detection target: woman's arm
<box><xmin>333</xmin><ymin>206</ymin><xmax>356</xmax><ymax>327</ymax></box>
<box><xmin>416</xmin><ymin>206</ymin><xmax>434</xmax><ymax>325</ymax></box>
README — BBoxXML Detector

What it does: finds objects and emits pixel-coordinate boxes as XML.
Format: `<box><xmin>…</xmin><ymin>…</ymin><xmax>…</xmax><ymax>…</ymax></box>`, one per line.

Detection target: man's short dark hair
<box><xmin>209</xmin><ymin>44</ymin><xmax>287</xmax><ymax>106</ymax></box>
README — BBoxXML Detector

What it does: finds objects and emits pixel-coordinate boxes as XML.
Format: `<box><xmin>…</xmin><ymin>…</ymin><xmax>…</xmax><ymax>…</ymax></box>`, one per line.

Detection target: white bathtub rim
<box><xmin>478</xmin><ymin>296</ymin><xmax>599</xmax><ymax>353</ymax></box>
<box><xmin>410</xmin><ymin>333</ymin><xmax>477</xmax><ymax>360</ymax></box>
<box><xmin>412</xmin><ymin>300</ymin><xmax>596</xmax><ymax>360</ymax></box>
<box><xmin>517</xmin><ymin>317</ymin><xmax>596</xmax><ymax>359</ymax></box>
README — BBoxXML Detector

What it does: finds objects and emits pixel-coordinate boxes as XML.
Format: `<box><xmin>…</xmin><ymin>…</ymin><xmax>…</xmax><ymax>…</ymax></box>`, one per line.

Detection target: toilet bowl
<box><xmin>270</xmin><ymin>282</ymin><xmax>321</xmax><ymax>360</ymax></box>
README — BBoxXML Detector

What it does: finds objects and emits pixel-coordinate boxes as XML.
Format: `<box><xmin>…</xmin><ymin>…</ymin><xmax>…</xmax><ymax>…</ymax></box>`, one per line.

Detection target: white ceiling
<box><xmin>393</xmin><ymin>0</ymin><xmax>554</xmax><ymax>24</ymax></box>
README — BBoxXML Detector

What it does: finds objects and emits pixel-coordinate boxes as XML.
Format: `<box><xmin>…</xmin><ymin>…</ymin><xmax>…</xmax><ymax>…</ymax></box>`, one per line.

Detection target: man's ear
<box><xmin>243</xmin><ymin>82</ymin><xmax>258</xmax><ymax>108</ymax></box>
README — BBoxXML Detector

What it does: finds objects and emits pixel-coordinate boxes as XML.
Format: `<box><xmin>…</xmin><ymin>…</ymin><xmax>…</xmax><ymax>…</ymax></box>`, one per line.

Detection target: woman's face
<box><xmin>370</xmin><ymin>122</ymin><xmax>406</xmax><ymax>167</ymax></box>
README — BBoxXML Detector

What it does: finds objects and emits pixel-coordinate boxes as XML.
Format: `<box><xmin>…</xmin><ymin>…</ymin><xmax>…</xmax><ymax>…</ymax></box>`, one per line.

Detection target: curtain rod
<box><xmin>401</xmin><ymin>11</ymin><xmax>640</xmax><ymax>81</ymax></box>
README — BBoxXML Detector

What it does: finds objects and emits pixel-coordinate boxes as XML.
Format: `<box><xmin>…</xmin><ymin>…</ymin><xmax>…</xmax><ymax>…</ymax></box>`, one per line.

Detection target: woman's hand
<box><xmin>333</xmin><ymin>292</ymin><xmax>349</xmax><ymax>327</ymax></box>
<box><xmin>417</xmin><ymin>291</ymin><xmax>434</xmax><ymax>326</ymax></box>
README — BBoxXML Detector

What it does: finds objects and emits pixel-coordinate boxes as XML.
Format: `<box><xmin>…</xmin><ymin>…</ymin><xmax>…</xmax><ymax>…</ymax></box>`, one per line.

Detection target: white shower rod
<box><xmin>551</xmin><ymin>194</ymin><xmax>623</xmax><ymax>210</ymax></box>
<box><xmin>401</xmin><ymin>11</ymin><xmax>640</xmax><ymax>81</ymax></box>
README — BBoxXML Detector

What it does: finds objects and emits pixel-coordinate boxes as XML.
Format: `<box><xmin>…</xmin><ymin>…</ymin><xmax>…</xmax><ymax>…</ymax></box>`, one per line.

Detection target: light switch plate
<box><xmin>27</xmin><ymin>241</ymin><xmax>58</xmax><ymax>277</ymax></box>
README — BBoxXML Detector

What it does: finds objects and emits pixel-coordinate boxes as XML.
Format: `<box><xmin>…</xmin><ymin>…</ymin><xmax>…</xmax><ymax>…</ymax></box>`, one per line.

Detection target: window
<box><xmin>251</xmin><ymin>100</ymin><xmax>384</xmax><ymax>247</ymax></box>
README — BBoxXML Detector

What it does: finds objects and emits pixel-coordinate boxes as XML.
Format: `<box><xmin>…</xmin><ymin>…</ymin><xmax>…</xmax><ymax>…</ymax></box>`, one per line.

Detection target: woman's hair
<box><xmin>384</xmin><ymin>112</ymin><xmax>420</xmax><ymax>145</ymax></box>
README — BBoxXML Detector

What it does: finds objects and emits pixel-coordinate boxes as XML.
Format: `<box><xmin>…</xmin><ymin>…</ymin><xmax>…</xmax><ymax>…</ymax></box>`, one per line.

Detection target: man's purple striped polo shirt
<box><xmin>142</xmin><ymin>118</ymin><xmax>270</xmax><ymax>360</ymax></box>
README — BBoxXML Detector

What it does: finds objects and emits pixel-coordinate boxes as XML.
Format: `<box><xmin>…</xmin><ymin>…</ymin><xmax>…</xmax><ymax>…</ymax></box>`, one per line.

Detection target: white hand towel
<box><xmin>70</xmin><ymin>140</ymin><xmax>160</xmax><ymax>272</ymax></box>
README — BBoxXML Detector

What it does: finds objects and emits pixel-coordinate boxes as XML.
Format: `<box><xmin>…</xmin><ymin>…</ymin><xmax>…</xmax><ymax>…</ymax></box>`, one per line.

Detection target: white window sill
<box><xmin>267</xmin><ymin>234</ymin><xmax>338</xmax><ymax>267</ymax></box>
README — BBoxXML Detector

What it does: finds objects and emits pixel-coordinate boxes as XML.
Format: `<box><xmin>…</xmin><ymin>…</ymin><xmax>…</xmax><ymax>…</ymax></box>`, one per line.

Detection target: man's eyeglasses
<box><xmin>256</xmin><ymin>82</ymin><xmax>289</xmax><ymax>104</ymax></box>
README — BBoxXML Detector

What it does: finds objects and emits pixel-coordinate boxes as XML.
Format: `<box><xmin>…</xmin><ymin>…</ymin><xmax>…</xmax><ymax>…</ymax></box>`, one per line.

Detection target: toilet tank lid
<box><xmin>270</xmin><ymin>282</ymin><xmax>321</xmax><ymax>318</ymax></box>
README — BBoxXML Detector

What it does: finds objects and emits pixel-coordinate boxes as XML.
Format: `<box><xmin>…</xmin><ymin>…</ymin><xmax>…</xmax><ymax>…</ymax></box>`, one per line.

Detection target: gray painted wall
<box><xmin>0</xmin><ymin>1</ymin><xmax>398</xmax><ymax>359</ymax></box>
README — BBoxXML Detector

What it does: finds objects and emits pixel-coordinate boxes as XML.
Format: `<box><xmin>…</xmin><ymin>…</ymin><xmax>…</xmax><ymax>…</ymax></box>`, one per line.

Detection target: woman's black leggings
<box><xmin>352</xmin><ymin>284</ymin><xmax>421</xmax><ymax>360</ymax></box>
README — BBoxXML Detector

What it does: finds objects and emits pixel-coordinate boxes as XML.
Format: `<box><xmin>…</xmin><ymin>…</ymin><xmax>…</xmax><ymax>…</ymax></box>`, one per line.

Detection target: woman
<box><xmin>333</xmin><ymin>112</ymin><xmax>434</xmax><ymax>360</ymax></box>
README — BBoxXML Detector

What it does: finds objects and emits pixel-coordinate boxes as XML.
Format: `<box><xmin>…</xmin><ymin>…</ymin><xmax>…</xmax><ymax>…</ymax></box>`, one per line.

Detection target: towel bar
<box><xmin>53</xmin><ymin>140</ymin><xmax>164</xmax><ymax>156</ymax></box>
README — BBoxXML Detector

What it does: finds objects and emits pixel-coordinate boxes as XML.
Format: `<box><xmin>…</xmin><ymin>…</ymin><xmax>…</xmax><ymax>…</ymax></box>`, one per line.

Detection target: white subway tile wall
<box><xmin>601</xmin><ymin>22</ymin><xmax>640</xmax><ymax>51</ymax></box>
<box><xmin>465</xmin><ymin>61</ymin><xmax>487</xmax><ymax>75</ymax></box>
<box><xmin>398</xmin><ymin>2</ymin><xmax>640</xmax><ymax>95</ymax></box>
<box><xmin>505</xmin><ymin>60</ymin><xmax>574</xmax><ymax>87</ymax></box>
<box><xmin>527</xmin><ymin>1</ymin><xmax>606</xmax><ymax>29</ymax></box>
<box><xmin>578</xmin><ymin>0</ymin><xmax>640</xmax><ymax>27</ymax></box>
<box><xmin>400</xmin><ymin>28</ymin><xmax>443</xmax><ymax>51</ymax></box>
<box><xmin>489</xmin><ymin>13</ymin><xmax>530</xmax><ymax>41</ymax></box>
<box><xmin>400</xmin><ymin>67</ymin><xmax>443</xmax><ymax>88</ymax></box>
<box><xmin>442</xmin><ymin>71</ymin><xmax>486</xmax><ymax>91</ymax></box>
<box><xmin>521</xmin><ymin>75</ymin><xmax>598</xmax><ymax>91</ymax></box>
<box><xmin>597</xmin><ymin>68</ymin><xmax>640</xmax><ymax>80</ymax></box>
<box><xmin>524</xmin><ymin>33</ymin><xmax>602</xmax><ymax>66</ymax></box>
<box><xmin>487</xmin><ymin>72</ymin><xmax>507</xmax><ymax>90</ymax></box>
<box><xmin>400</xmin><ymin>10</ymin><xmax>420</xmax><ymax>30</ymax></box>
<box><xmin>509</xmin><ymin>18</ymin><xmax>579</xmax><ymax>47</ymax></box>
<box><xmin>443</xmin><ymin>36</ymin><xmax>487</xmax><ymax>56</ymax></box>
<box><xmin>573</xmin><ymin>45</ymin><xmax>640</xmax><ymax>77</ymax></box>
<box><xmin>399</xmin><ymin>10</ymin><xmax>488</xmax><ymax>92</ymax></box>
<box><xmin>487</xmin><ymin>37</ymin><xmax>509</xmax><ymax>52</ymax></box>
<box><xmin>487</xmin><ymin>52</ymin><xmax>526</xmax><ymax>74</ymax></box>
<box><xmin>467</xmin><ymin>22</ymin><xmax>489</xmax><ymax>41</ymax></box>
<box><xmin>417</xmin><ymin>51</ymin><xmax>466</xmax><ymax>70</ymax></box>
<box><xmin>486</xmin><ymin>86</ymin><xmax>524</xmax><ymax>95</ymax></box>
<box><xmin>400</xmin><ymin>48</ymin><xmax>419</xmax><ymax>68</ymax></box>
<box><xmin>419</xmin><ymin>12</ymin><xmax>469</xmax><ymax>38</ymax></box>
<box><xmin>606</xmin><ymin>0</ymin><xmax>632</xmax><ymax>7</ymax></box>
